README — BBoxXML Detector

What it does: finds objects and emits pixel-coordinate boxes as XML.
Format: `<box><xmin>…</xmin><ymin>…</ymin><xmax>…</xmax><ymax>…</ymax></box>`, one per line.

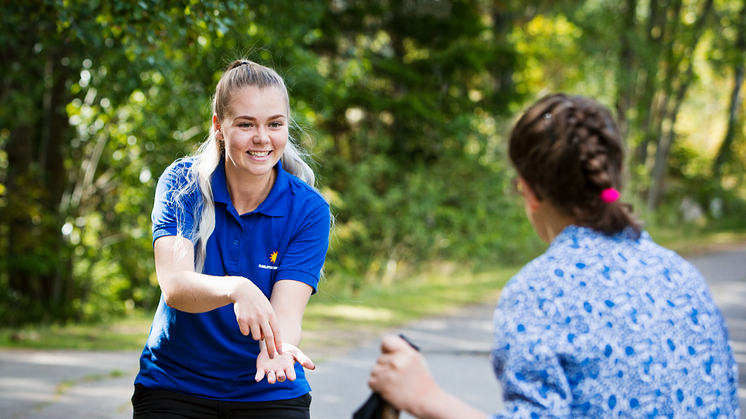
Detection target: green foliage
<box><xmin>0</xmin><ymin>0</ymin><xmax>744</xmax><ymax>327</ymax></box>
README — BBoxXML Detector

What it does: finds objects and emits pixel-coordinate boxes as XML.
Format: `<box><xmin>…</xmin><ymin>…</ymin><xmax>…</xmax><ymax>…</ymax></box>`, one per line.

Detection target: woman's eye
<box><xmin>270</xmin><ymin>121</ymin><xmax>283</xmax><ymax>128</ymax></box>
<box><xmin>239</xmin><ymin>122</ymin><xmax>253</xmax><ymax>128</ymax></box>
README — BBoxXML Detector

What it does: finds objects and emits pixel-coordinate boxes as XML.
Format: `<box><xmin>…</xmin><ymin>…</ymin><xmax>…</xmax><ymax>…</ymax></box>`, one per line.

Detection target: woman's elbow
<box><xmin>157</xmin><ymin>274</ymin><xmax>180</xmax><ymax>308</ymax></box>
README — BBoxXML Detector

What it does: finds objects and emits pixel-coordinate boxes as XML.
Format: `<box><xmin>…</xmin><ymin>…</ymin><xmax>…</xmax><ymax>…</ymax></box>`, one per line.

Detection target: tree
<box><xmin>712</xmin><ymin>0</ymin><xmax>746</xmax><ymax>178</ymax></box>
<box><xmin>0</xmin><ymin>0</ymin><xmax>326</xmax><ymax>324</ymax></box>
<box><xmin>305</xmin><ymin>0</ymin><xmax>527</xmax><ymax>284</ymax></box>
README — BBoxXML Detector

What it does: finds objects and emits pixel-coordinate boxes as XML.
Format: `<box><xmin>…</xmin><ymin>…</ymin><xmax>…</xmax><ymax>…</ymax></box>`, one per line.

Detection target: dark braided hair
<box><xmin>508</xmin><ymin>93</ymin><xmax>640</xmax><ymax>238</ymax></box>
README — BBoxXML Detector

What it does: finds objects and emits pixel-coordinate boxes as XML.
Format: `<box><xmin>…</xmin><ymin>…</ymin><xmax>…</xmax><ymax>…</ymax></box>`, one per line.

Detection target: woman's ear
<box><xmin>519</xmin><ymin>178</ymin><xmax>542</xmax><ymax>213</ymax></box>
<box><xmin>212</xmin><ymin>115</ymin><xmax>222</xmax><ymax>140</ymax></box>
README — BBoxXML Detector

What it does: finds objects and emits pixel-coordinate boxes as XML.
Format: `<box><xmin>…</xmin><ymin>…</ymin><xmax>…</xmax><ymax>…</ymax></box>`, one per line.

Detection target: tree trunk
<box><xmin>712</xmin><ymin>0</ymin><xmax>746</xmax><ymax>177</ymax></box>
<box><xmin>635</xmin><ymin>0</ymin><xmax>671</xmax><ymax>167</ymax></box>
<box><xmin>647</xmin><ymin>62</ymin><xmax>695</xmax><ymax>211</ymax></box>
<box><xmin>646</xmin><ymin>0</ymin><xmax>714</xmax><ymax>211</ymax></box>
<box><xmin>491</xmin><ymin>1</ymin><xmax>515</xmax><ymax>94</ymax></box>
<box><xmin>615</xmin><ymin>0</ymin><xmax>638</xmax><ymax>146</ymax></box>
<box><xmin>3</xmin><ymin>12</ymin><xmax>72</xmax><ymax>324</ymax></box>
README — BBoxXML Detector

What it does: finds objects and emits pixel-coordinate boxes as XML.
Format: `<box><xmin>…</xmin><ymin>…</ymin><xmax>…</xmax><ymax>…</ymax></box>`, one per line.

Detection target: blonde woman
<box><xmin>133</xmin><ymin>60</ymin><xmax>330</xmax><ymax>419</ymax></box>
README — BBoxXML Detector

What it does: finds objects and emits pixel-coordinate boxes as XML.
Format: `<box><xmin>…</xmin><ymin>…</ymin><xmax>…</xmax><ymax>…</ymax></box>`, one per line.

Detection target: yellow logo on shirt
<box><xmin>270</xmin><ymin>251</ymin><xmax>278</xmax><ymax>265</ymax></box>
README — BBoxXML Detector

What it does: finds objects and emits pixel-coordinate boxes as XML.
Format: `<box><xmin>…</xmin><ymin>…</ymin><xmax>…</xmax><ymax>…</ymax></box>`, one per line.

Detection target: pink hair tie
<box><xmin>600</xmin><ymin>188</ymin><xmax>620</xmax><ymax>203</ymax></box>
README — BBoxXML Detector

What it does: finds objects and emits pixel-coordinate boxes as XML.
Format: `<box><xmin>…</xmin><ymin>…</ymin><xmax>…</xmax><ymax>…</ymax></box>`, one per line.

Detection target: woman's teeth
<box><xmin>248</xmin><ymin>151</ymin><xmax>271</xmax><ymax>157</ymax></box>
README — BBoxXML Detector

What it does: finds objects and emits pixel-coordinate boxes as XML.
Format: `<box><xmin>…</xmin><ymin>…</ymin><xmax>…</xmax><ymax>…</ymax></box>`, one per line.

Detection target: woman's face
<box><xmin>215</xmin><ymin>86</ymin><xmax>288</xmax><ymax>180</ymax></box>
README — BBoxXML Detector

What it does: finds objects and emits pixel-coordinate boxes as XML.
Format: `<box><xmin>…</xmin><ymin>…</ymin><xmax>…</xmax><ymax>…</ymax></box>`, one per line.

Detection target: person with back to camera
<box><xmin>132</xmin><ymin>59</ymin><xmax>330</xmax><ymax>419</ymax></box>
<box><xmin>368</xmin><ymin>94</ymin><xmax>740</xmax><ymax>418</ymax></box>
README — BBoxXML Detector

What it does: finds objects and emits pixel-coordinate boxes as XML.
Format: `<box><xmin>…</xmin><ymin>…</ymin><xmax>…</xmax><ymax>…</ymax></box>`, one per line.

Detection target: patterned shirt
<box><xmin>490</xmin><ymin>225</ymin><xmax>740</xmax><ymax>418</ymax></box>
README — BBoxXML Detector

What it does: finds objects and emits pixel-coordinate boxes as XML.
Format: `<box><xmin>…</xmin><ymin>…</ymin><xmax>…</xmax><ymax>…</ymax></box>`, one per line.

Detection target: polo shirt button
<box><xmin>233</xmin><ymin>240</ymin><xmax>239</xmax><ymax>246</ymax></box>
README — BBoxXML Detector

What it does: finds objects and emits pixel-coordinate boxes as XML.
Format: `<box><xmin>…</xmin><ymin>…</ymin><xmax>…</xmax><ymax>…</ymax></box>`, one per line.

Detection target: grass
<box><xmin>0</xmin><ymin>312</ymin><xmax>153</xmax><ymax>351</ymax></box>
<box><xmin>0</xmin><ymin>264</ymin><xmax>518</xmax><ymax>354</ymax></box>
<box><xmin>1</xmin><ymin>225</ymin><xmax>744</xmax><ymax>353</ymax></box>
<box><xmin>301</xmin><ymin>264</ymin><xmax>519</xmax><ymax>359</ymax></box>
<box><xmin>646</xmin><ymin>225</ymin><xmax>746</xmax><ymax>258</ymax></box>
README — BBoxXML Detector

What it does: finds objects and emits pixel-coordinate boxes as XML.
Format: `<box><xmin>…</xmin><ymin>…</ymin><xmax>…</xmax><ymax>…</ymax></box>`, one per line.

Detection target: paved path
<box><xmin>689</xmin><ymin>245</ymin><xmax>746</xmax><ymax>417</ymax></box>
<box><xmin>1</xmin><ymin>246</ymin><xmax>744</xmax><ymax>419</ymax></box>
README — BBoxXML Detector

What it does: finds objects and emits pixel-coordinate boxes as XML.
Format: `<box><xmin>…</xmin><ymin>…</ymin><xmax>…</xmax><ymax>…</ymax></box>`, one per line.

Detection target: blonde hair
<box><xmin>176</xmin><ymin>60</ymin><xmax>316</xmax><ymax>272</ymax></box>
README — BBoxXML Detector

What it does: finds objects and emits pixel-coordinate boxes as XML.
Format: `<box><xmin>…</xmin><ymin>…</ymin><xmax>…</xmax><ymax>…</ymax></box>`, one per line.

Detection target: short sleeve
<box><xmin>151</xmin><ymin>160</ymin><xmax>201</xmax><ymax>245</ymax></box>
<box><xmin>490</xmin><ymin>279</ymin><xmax>573</xmax><ymax>419</ymax></box>
<box><xmin>275</xmin><ymin>199</ymin><xmax>331</xmax><ymax>294</ymax></box>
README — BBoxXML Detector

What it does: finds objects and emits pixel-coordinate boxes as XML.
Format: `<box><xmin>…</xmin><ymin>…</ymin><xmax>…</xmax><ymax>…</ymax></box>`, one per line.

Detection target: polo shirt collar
<box><xmin>211</xmin><ymin>158</ymin><xmax>288</xmax><ymax>217</ymax></box>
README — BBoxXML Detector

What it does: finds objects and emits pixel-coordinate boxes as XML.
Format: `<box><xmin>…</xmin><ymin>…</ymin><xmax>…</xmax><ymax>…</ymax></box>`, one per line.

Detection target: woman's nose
<box><xmin>253</xmin><ymin>127</ymin><xmax>269</xmax><ymax>143</ymax></box>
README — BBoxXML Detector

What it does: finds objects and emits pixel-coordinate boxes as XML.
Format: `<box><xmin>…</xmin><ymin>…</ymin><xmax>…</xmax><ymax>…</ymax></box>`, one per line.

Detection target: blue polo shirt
<box><xmin>136</xmin><ymin>157</ymin><xmax>330</xmax><ymax>402</ymax></box>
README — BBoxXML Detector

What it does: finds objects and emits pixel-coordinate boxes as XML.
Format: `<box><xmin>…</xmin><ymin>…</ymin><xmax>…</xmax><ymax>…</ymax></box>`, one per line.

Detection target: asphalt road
<box><xmin>1</xmin><ymin>245</ymin><xmax>744</xmax><ymax>419</ymax></box>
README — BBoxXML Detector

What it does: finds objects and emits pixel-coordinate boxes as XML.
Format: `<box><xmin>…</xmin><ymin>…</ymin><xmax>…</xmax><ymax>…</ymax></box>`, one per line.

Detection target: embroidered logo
<box><xmin>259</xmin><ymin>251</ymin><xmax>280</xmax><ymax>270</ymax></box>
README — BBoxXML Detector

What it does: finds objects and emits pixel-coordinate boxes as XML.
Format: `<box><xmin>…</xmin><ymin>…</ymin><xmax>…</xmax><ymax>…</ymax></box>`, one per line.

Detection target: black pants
<box><xmin>132</xmin><ymin>384</ymin><xmax>311</xmax><ymax>419</ymax></box>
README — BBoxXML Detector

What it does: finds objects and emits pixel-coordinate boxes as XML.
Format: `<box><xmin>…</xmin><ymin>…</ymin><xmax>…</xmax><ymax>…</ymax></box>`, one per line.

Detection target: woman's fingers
<box><xmin>231</xmin><ymin>281</ymin><xmax>284</xmax><ymax>359</ymax></box>
<box><xmin>381</xmin><ymin>334</ymin><xmax>411</xmax><ymax>354</ymax></box>
<box><xmin>254</xmin><ymin>366</ymin><xmax>266</xmax><ymax>383</ymax></box>
<box><xmin>262</xmin><ymin>324</ymin><xmax>278</xmax><ymax>359</ymax></box>
<box><xmin>268</xmin><ymin>316</ymin><xmax>283</xmax><ymax>356</ymax></box>
<box><xmin>290</xmin><ymin>347</ymin><xmax>316</xmax><ymax>371</ymax></box>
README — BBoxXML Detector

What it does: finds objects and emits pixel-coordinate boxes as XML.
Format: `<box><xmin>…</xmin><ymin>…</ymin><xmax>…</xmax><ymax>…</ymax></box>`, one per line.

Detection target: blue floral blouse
<box><xmin>490</xmin><ymin>226</ymin><xmax>740</xmax><ymax>418</ymax></box>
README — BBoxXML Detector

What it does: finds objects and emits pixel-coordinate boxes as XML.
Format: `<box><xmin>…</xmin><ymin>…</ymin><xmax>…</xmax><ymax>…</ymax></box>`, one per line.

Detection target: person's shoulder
<box><xmin>285</xmin><ymin>174</ymin><xmax>329</xmax><ymax>210</ymax></box>
<box><xmin>155</xmin><ymin>157</ymin><xmax>201</xmax><ymax>203</ymax></box>
<box><xmin>156</xmin><ymin>157</ymin><xmax>199</xmax><ymax>188</ymax></box>
<box><xmin>636</xmin><ymin>231</ymin><xmax>704</xmax><ymax>276</ymax></box>
<box><xmin>161</xmin><ymin>156</ymin><xmax>197</xmax><ymax>177</ymax></box>
<box><xmin>502</xmin><ymin>252</ymin><xmax>556</xmax><ymax>295</ymax></box>
<box><xmin>502</xmin><ymin>226</ymin><xmax>612</xmax><ymax>292</ymax></box>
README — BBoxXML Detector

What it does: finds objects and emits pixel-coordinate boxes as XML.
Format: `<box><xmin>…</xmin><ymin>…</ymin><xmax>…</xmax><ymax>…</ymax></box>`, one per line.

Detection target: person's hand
<box><xmin>368</xmin><ymin>335</ymin><xmax>441</xmax><ymax>415</ymax></box>
<box><xmin>255</xmin><ymin>342</ymin><xmax>316</xmax><ymax>384</ymax></box>
<box><xmin>231</xmin><ymin>278</ymin><xmax>283</xmax><ymax>359</ymax></box>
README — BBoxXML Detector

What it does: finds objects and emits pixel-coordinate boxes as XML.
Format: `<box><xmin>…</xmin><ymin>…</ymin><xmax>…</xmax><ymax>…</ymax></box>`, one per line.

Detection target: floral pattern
<box><xmin>490</xmin><ymin>226</ymin><xmax>740</xmax><ymax>418</ymax></box>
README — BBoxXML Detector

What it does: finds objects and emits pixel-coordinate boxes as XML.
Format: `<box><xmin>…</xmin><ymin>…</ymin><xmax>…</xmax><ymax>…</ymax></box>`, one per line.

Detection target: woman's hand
<box><xmin>255</xmin><ymin>342</ymin><xmax>316</xmax><ymax>384</ymax></box>
<box><xmin>231</xmin><ymin>278</ymin><xmax>283</xmax><ymax>359</ymax></box>
<box><xmin>369</xmin><ymin>336</ymin><xmax>488</xmax><ymax>419</ymax></box>
<box><xmin>369</xmin><ymin>335</ymin><xmax>441</xmax><ymax>415</ymax></box>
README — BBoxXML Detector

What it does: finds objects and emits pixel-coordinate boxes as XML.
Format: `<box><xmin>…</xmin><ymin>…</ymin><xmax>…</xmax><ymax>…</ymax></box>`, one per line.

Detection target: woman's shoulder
<box><xmin>285</xmin><ymin>173</ymin><xmax>330</xmax><ymax>210</ymax></box>
<box><xmin>161</xmin><ymin>156</ymin><xmax>197</xmax><ymax>178</ymax></box>
<box><xmin>155</xmin><ymin>157</ymin><xmax>201</xmax><ymax>202</ymax></box>
<box><xmin>547</xmin><ymin>225</ymin><xmax>706</xmax><ymax>289</ymax></box>
<box><xmin>501</xmin><ymin>252</ymin><xmax>559</xmax><ymax>297</ymax></box>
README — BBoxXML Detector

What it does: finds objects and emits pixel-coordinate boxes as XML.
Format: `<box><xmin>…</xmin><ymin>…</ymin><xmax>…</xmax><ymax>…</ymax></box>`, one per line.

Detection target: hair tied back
<box><xmin>230</xmin><ymin>61</ymin><xmax>251</xmax><ymax>71</ymax></box>
<box><xmin>543</xmin><ymin>112</ymin><xmax>558</xmax><ymax>143</ymax></box>
<box><xmin>600</xmin><ymin>188</ymin><xmax>620</xmax><ymax>203</ymax></box>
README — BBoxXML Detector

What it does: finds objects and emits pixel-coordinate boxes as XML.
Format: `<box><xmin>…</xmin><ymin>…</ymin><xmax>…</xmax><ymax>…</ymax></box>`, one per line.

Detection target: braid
<box><xmin>571</xmin><ymin>105</ymin><xmax>619</xmax><ymax>194</ymax></box>
<box><xmin>509</xmin><ymin>94</ymin><xmax>640</xmax><ymax>237</ymax></box>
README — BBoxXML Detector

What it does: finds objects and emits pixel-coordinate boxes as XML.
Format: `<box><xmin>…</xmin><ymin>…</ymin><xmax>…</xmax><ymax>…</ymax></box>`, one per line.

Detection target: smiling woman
<box><xmin>132</xmin><ymin>60</ymin><xmax>331</xmax><ymax>419</ymax></box>
<box><xmin>214</xmin><ymin>85</ymin><xmax>289</xmax><ymax>214</ymax></box>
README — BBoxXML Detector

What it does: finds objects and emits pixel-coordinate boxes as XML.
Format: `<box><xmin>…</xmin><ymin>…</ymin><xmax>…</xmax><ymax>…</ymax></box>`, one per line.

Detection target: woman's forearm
<box><xmin>154</xmin><ymin>236</ymin><xmax>272</xmax><ymax>315</ymax></box>
<box><xmin>275</xmin><ymin>315</ymin><xmax>302</xmax><ymax>346</ymax></box>
<box><xmin>269</xmin><ymin>280</ymin><xmax>313</xmax><ymax>347</ymax></box>
<box><xmin>409</xmin><ymin>388</ymin><xmax>489</xmax><ymax>419</ymax></box>
<box><xmin>157</xmin><ymin>269</ymin><xmax>247</xmax><ymax>313</ymax></box>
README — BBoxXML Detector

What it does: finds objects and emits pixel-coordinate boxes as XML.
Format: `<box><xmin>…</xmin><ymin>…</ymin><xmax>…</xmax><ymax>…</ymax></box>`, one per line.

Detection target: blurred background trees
<box><xmin>1</xmin><ymin>0</ymin><xmax>744</xmax><ymax>326</ymax></box>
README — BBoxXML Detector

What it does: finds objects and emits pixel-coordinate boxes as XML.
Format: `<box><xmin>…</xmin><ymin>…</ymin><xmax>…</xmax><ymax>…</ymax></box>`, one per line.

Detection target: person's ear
<box><xmin>519</xmin><ymin>178</ymin><xmax>542</xmax><ymax>213</ymax></box>
<box><xmin>212</xmin><ymin>115</ymin><xmax>223</xmax><ymax>140</ymax></box>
